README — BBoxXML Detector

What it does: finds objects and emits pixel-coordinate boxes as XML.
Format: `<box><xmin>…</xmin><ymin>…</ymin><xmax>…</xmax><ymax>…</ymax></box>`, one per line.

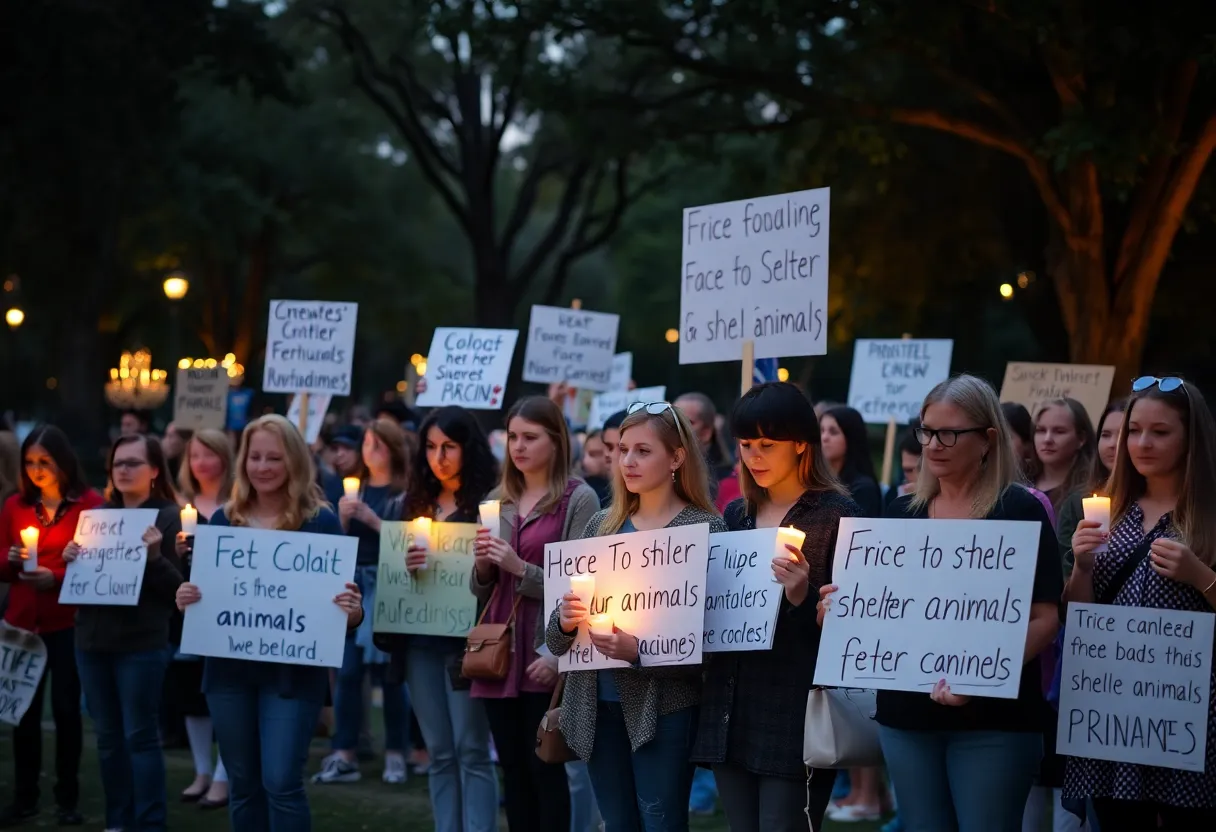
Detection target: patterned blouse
<box><xmin>1064</xmin><ymin>503</ymin><xmax>1216</xmax><ymax>808</ymax></box>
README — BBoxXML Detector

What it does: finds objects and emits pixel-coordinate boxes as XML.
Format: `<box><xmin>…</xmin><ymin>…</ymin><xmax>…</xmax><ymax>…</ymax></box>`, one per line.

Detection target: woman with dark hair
<box><xmin>1058</xmin><ymin>399</ymin><xmax>1127</xmax><ymax>577</ymax></box>
<box><xmin>692</xmin><ymin>383</ymin><xmax>860</xmax><ymax>831</ymax></box>
<box><xmin>403</xmin><ymin>407</ymin><xmax>499</xmax><ymax>832</ymax></box>
<box><xmin>820</xmin><ymin>406</ymin><xmax>882</xmax><ymax>518</ymax></box>
<box><xmin>0</xmin><ymin>425</ymin><xmax>103</xmax><ymax>826</ymax></box>
<box><xmin>63</xmin><ymin>434</ymin><xmax>183</xmax><ymax>831</ymax></box>
<box><xmin>1001</xmin><ymin>402</ymin><xmax>1057</xmax><ymax>527</ymax></box>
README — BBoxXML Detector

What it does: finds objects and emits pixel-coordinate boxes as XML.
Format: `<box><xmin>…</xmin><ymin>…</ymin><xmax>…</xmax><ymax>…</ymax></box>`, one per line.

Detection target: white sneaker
<box><xmin>382</xmin><ymin>755</ymin><xmax>407</xmax><ymax>785</ymax></box>
<box><xmin>828</xmin><ymin>804</ymin><xmax>882</xmax><ymax>823</ymax></box>
<box><xmin>312</xmin><ymin>753</ymin><xmax>361</xmax><ymax>784</ymax></box>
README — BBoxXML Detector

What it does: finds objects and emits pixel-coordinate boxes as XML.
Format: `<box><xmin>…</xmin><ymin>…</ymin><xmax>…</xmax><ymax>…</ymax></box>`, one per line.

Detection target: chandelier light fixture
<box><xmin>105</xmin><ymin>349</ymin><xmax>170</xmax><ymax>409</ymax></box>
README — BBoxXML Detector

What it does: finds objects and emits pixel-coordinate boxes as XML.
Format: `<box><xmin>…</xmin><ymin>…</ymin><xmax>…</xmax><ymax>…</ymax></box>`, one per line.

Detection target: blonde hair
<box><xmin>500</xmin><ymin>396</ymin><xmax>572</xmax><ymax>517</ymax></box>
<box><xmin>1033</xmin><ymin>398</ymin><xmax>1096</xmax><ymax>510</ymax></box>
<box><xmin>225</xmin><ymin>414</ymin><xmax>325</xmax><ymax>530</ymax></box>
<box><xmin>177</xmin><ymin>429</ymin><xmax>235</xmax><ymax>503</ymax></box>
<box><xmin>365</xmin><ymin>419</ymin><xmax>411</xmax><ymax>493</ymax></box>
<box><xmin>601</xmin><ymin>405</ymin><xmax>717</xmax><ymax>534</ymax></box>
<box><xmin>911</xmin><ymin>375</ymin><xmax>1017</xmax><ymax>518</ymax></box>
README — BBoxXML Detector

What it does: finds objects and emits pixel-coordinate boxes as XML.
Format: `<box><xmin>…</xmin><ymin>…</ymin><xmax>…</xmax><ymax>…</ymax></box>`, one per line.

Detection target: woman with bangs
<box><xmin>691</xmin><ymin>382</ymin><xmax>860</xmax><ymax>832</ymax></box>
<box><xmin>174</xmin><ymin>415</ymin><xmax>364</xmax><ymax>831</ymax></box>
<box><xmin>821</xmin><ymin>375</ymin><xmax>1063</xmax><ymax>832</ymax></box>
<box><xmin>1064</xmin><ymin>377</ymin><xmax>1216</xmax><ymax>830</ymax></box>
<box><xmin>549</xmin><ymin>400</ymin><xmax>726</xmax><ymax>832</ymax></box>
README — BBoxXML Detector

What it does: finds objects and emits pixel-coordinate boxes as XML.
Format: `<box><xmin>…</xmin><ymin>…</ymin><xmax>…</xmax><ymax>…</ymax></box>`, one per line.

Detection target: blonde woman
<box><xmin>548</xmin><ymin>401</ymin><xmax>726</xmax><ymax>832</ymax></box>
<box><xmin>820</xmin><ymin>375</ymin><xmax>1062</xmax><ymax>832</ymax></box>
<box><xmin>174</xmin><ymin>415</ymin><xmax>363</xmax><ymax>832</ymax></box>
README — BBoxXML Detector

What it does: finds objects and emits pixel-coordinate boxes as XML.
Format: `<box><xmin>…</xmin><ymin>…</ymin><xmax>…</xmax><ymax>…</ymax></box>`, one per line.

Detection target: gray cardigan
<box><xmin>546</xmin><ymin>505</ymin><xmax>728</xmax><ymax>760</ymax></box>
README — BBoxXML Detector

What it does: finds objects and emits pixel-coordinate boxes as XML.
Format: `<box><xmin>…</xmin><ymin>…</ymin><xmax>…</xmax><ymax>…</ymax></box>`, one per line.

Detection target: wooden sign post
<box><xmin>879</xmin><ymin>333</ymin><xmax>913</xmax><ymax>488</ymax></box>
<box><xmin>740</xmin><ymin>340</ymin><xmax>755</xmax><ymax>397</ymax></box>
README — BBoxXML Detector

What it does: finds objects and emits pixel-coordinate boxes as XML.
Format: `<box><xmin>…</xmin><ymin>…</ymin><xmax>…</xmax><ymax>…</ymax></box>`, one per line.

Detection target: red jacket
<box><xmin>0</xmin><ymin>490</ymin><xmax>105</xmax><ymax>634</ymax></box>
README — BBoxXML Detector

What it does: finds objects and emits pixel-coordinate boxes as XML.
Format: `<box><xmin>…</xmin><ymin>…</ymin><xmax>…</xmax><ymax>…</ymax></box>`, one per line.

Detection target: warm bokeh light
<box><xmin>664</xmin><ymin>328</ymin><xmax>679</xmax><ymax>343</ymax></box>
<box><xmin>410</xmin><ymin>353</ymin><xmax>424</xmax><ymax>366</ymax></box>
<box><xmin>163</xmin><ymin>274</ymin><xmax>189</xmax><ymax>300</ymax></box>
<box><xmin>999</xmin><ymin>283</ymin><xmax>1014</xmax><ymax>299</ymax></box>
<box><xmin>415</xmin><ymin>360</ymin><xmax>427</xmax><ymax>375</ymax></box>
<box><xmin>178</xmin><ymin>358</ymin><xmax>191</xmax><ymax>370</ymax></box>
<box><xmin>5</xmin><ymin>307</ymin><xmax>24</xmax><ymax>328</ymax></box>
<box><xmin>777</xmin><ymin>367</ymin><xmax>790</xmax><ymax>382</ymax></box>
<box><xmin>395</xmin><ymin>380</ymin><xmax>408</xmax><ymax>393</ymax></box>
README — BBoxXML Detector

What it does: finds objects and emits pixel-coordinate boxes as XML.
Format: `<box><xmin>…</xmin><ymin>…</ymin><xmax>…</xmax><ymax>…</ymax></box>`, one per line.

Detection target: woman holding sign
<box><xmin>548</xmin><ymin>401</ymin><xmax>726</xmax><ymax>832</ymax></box>
<box><xmin>65</xmin><ymin>434</ymin><xmax>183</xmax><ymax>832</ymax></box>
<box><xmin>470</xmin><ymin>397</ymin><xmax>600</xmax><ymax>832</ymax></box>
<box><xmin>0</xmin><ymin>425</ymin><xmax>102</xmax><ymax>826</ymax></box>
<box><xmin>820</xmin><ymin>375</ymin><xmax>1063</xmax><ymax>832</ymax></box>
<box><xmin>1064</xmin><ymin>377</ymin><xmax>1216</xmax><ymax>830</ymax></box>
<box><xmin>692</xmin><ymin>383</ymin><xmax>861</xmax><ymax>831</ymax></box>
<box><xmin>173</xmin><ymin>415</ymin><xmax>364</xmax><ymax>832</ymax></box>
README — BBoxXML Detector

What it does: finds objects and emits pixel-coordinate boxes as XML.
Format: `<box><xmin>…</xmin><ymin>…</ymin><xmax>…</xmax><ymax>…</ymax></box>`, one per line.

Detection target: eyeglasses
<box><xmin>111</xmin><ymin>460</ymin><xmax>149</xmax><ymax>471</ymax></box>
<box><xmin>914</xmin><ymin>426</ymin><xmax>989</xmax><ymax>448</ymax></box>
<box><xmin>1132</xmin><ymin>376</ymin><xmax>1185</xmax><ymax>394</ymax></box>
<box><xmin>627</xmin><ymin>401</ymin><xmax>690</xmax><ymax>445</ymax></box>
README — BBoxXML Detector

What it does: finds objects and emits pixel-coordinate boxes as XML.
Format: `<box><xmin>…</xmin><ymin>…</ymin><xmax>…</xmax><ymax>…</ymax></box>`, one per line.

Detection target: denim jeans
<box><xmin>333</xmin><ymin>636</ymin><xmax>409</xmax><ymax>752</ymax></box>
<box><xmin>586</xmin><ymin>702</ymin><xmax>697</xmax><ymax>832</ymax></box>
<box><xmin>405</xmin><ymin>643</ymin><xmax>498</xmax><ymax>832</ymax></box>
<box><xmin>879</xmin><ymin>726</ymin><xmax>1042</xmax><ymax>832</ymax></box>
<box><xmin>76</xmin><ymin>648</ymin><xmax>168</xmax><ymax>831</ymax></box>
<box><xmin>568</xmin><ymin>761</ymin><xmax>602</xmax><ymax>832</ymax></box>
<box><xmin>206</xmin><ymin>684</ymin><xmax>323</xmax><ymax>832</ymax></box>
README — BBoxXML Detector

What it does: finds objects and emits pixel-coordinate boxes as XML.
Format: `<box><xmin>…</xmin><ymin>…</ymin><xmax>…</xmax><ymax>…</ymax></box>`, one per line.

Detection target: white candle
<box><xmin>1082</xmin><ymin>494</ymin><xmax>1111</xmax><ymax>554</ymax></box>
<box><xmin>776</xmin><ymin>525</ymin><xmax>806</xmax><ymax>561</ymax></box>
<box><xmin>479</xmin><ymin>500</ymin><xmax>502</xmax><ymax>539</ymax></box>
<box><xmin>587</xmin><ymin>614</ymin><xmax>613</xmax><ymax>635</ymax></box>
<box><xmin>180</xmin><ymin>504</ymin><xmax>198</xmax><ymax>536</ymax></box>
<box><xmin>569</xmin><ymin>574</ymin><xmax>595</xmax><ymax>607</ymax></box>
<box><xmin>343</xmin><ymin>477</ymin><xmax>360</xmax><ymax>500</ymax></box>
<box><xmin>19</xmin><ymin>527</ymin><xmax>38</xmax><ymax>573</ymax></box>
<box><xmin>410</xmin><ymin>517</ymin><xmax>432</xmax><ymax>552</ymax></box>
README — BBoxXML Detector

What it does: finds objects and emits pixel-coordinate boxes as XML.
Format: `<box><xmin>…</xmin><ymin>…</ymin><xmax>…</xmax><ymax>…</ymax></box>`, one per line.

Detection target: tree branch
<box><xmin>508</xmin><ymin>157</ymin><xmax>594</xmax><ymax>295</ymax></box>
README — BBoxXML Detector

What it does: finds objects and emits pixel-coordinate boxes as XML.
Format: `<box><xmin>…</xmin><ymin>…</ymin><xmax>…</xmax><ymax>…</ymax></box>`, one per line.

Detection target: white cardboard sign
<box><xmin>59</xmin><ymin>509</ymin><xmax>161</xmax><ymax>606</ymax></box>
<box><xmin>522</xmin><ymin>305</ymin><xmax>620</xmax><ymax>392</ymax></box>
<box><xmin>1057</xmin><ymin>602</ymin><xmax>1213</xmax><ymax>772</ymax></box>
<box><xmin>586</xmin><ymin>386</ymin><xmax>667</xmax><ymax>432</ymax></box>
<box><xmin>814</xmin><ymin>517</ymin><xmax>1041</xmax><ymax>698</ymax></box>
<box><xmin>680</xmin><ymin>187</ymin><xmax>830</xmax><ymax>364</ymax></box>
<box><xmin>702</xmin><ymin>529</ymin><xmax>783</xmax><ymax>653</ymax></box>
<box><xmin>544</xmin><ymin>523</ymin><xmax>711</xmax><ymax>672</ymax></box>
<box><xmin>174</xmin><ymin>368</ymin><xmax>229</xmax><ymax>430</ymax></box>
<box><xmin>609</xmin><ymin>353</ymin><xmax>633</xmax><ymax>392</ymax></box>
<box><xmin>263</xmin><ymin>299</ymin><xmax>358</xmax><ymax>396</ymax></box>
<box><xmin>286</xmin><ymin>393</ymin><xmax>332</xmax><ymax>445</ymax></box>
<box><xmin>0</xmin><ymin>625</ymin><xmax>47</xmax><ymax>726</ymax></box>
<box><xmin>999</xmin><ymin>363</ymin><xmax>1116</xmax><ymax>428</ymax></box>
<box><xmin>415</xmin><ymin>328</ymin><xmax>519</xmax><ymax>410</ymax></box>
<box><xmin>180</xmin><ymin>525</ymin><xmax>358</xmax><ymax>668</ymax></box>
<box><xmin>848</xmin><ymin>339</ymin><xmax>954</xmax><ymax>425</ymax></box>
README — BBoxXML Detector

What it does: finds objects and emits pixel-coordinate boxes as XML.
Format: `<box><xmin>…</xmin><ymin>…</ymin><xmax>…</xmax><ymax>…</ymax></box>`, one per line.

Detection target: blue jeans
<box><xmin>879</xmin><ymin>726</ymin><xmax>1042</xmax><ymax>832</ymax></box>
<box><xmin>587</xmin><ymin>702</ymin><xmax>697</xmax><ymax>832</ymax></box>
<box><xmin>568</xmin><ymin>761</ymin><xmax>602</xmax><ymax>832</ymax></box>
<box><xmin>333</xmin><ymin>636</ymin><xmax>409</xmax><ymax>752</ymax></box>
<box><xmin>405</xmin><ymin>643</ymin><xmax>498</xmax><ymax>832</ymax></box>
<box><xmin>207</xmin><ymin>684</ymin><xmax>323</xmax><ymax>832</ymax></box>
<box><xmin>76</xmin><ymin>648</ymin><xmax>169</xmax><ymax>831</ymax></box>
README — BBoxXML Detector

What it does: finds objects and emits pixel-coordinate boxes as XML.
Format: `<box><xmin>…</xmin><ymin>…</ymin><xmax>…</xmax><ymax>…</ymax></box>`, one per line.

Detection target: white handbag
<box><xmin>803</xmin><ymin>687</ymin><xmax>884</xmax><ymax>768</ymax></box>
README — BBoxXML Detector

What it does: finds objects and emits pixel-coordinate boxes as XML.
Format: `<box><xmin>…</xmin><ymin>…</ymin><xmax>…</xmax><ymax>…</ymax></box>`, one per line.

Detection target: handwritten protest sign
<box><xmin>609</xmin><ymin>353</ymin><xmax>633</xmax><ymax>392</ymax></box>
<box><xmin>523</xmin><ymin>305</ymin><xmax>619</xmax><ymax>392</ymax></box>
<box><xmin>680</xmin><ymin>188</ymin><xmax>830</xmax><ymax>364</ymax></box>
<box><xmin>586</xmin><ymin>386</ymin><xmax>667</xmax><ymax>432</ymax></box>
<box><xmin>373</xmin><ymin>522</ymin><xmax>479</xmax><ymax>637</ymax></box>
<box><xmin>703</xmin><ymin>529</ymin><xmax>782</xmax><ymax>653</ymax></box>
<box><xmin>286</xmin><ymin>393</ymin><xmax>332</xmax><ymax>445</ymax></box>
<box><xmin>544</xmin><ymin>523</ymin><xmax>710</xmax><ymax>672</ymax></box>
<box><xmin>263</xmin><ymin>300</ymin><xmax>358</xmax><ymax>396</ymax></box>
<box><xmin>848</xmin><ymin>339</ymin><xmax>954</xmax><ymax>425</ymax></box>
<box><xmin>416</xmin><ymin>328</ymin><xmax>519</xmax><ymax>411</ymax></box>
<box><xmin>813</xmin><ymin>517</ymin><xmax>1040</xmax><ymax>698</ymax></box>
<box><xmin>0</xmin><ymin>625</ymin><xmax>46</xmax><ymax>726</ymax></box>
<box><xmin>174</xmin><ymin>368</ymin><xmax>229</xmax><ymax>430</ymax></box>
<box><xmin>59</xmin><ymin>509</ymin><xmax>160</xmax><ymax>606</ymax></box>
<box><xmin>180</xmin><ymin>526</ymin><xmax>357</xmax><ymax>668</ymax></box>
<box><xmin>1000</xmin><ymin>362</ymin><xmax>1115</xmax><ymax>427</ymax></box>
<box><xmin>1057</xmin><ymin>603</ymin><xmax>1214</xmax><ymax>772</ymax></box>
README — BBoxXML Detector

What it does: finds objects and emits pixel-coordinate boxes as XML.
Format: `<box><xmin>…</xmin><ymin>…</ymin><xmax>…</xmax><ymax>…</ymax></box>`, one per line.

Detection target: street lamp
<box><xmin>664</xmin><ymin>328</ymin><xmax>679</xmax><ymax>344</ymax></box>
<box><xmin>5</xmin><ymin>308</ymin><xmax>23</xmax><ymax>329</ymax></box>
<box><xmin>163</xmin><ymin>273</ymin><xmax>189</xmax><ymax>367</ymax></box>
<box><xmin>163</xmin><ymin>274</ymin><xmax>189</xmax><ymax>300</ymax></box>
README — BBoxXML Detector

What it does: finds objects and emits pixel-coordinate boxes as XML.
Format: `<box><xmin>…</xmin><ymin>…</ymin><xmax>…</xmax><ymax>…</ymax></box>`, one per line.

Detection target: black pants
<box><xmin>13</xmin><ymin>628</ymin><xmax>82</xmax><ymax>811</ymax></box>
<box><xmin>1094</xmin><ymin>798</ymin><xmax>1216</xmax><ymax>831</ymax></box>
<box><xmin>714</xmin><ymin>763</ymin><xmax>837</xmax><ymax>832</ymax></box>
<box><xmin>484</xmin><ymin>692</ymin><xmax>570</xmax><ymax>832</ymax></box>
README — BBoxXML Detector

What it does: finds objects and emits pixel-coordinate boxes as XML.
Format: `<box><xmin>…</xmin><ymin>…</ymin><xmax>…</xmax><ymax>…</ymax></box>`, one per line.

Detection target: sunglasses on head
<box><xmin>626</xmin><ymin>401</ymin><xmax>690</xmax><ymax>444</ymax></box>
<box><xmin>1132</xmin><ymin>376</ymin><xmax>1185</xmax><ymax>394</ymax></box>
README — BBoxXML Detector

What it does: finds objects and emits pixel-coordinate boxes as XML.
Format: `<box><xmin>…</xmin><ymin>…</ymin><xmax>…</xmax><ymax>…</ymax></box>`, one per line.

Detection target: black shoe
<box><xmin>0</xmin><ymin>806</ymin><xmax>37</xmax><ymax>828</ymax></box>
<box><xmin>55</xmin><ymin>809</ymin><xmax>83</xmax><ymax>826</ymax></box>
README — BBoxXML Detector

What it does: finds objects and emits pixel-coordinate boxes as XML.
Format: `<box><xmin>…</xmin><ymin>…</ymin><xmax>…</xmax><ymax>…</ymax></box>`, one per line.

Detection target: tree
<box><xmin>561</xmin><ymin>0</ymin><xmax>1216</xmax><ymax>388</ymax></box>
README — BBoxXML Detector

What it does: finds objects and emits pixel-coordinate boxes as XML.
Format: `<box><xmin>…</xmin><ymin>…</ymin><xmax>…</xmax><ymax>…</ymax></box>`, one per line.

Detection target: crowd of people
<box><xmin>0</xmin><ymin>370</ymin><xmax>1213</xmax><ymax>832</ymax></box>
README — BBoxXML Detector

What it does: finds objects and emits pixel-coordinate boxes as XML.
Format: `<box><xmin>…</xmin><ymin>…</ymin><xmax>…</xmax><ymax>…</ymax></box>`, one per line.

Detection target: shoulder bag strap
<box><xmin>547</xmin><ymin>672</ymin><xmax>566</xmax><ymax>709</ymax></box>
<box><xmin>1096</xmin><ymin>536</ymin><xmax>1154</xmax><ymax>606</ymax></box>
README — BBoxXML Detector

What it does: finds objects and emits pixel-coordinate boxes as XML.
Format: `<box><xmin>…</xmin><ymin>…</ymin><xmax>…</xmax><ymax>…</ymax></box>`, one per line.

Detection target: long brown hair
<box><xmin>1034</xmin><ymin>397</ymin><xmax>1096</xmax><ymax>510</ymax></box>
<box><xmin>1108</xmin><ymin>381</ymin><xmax>1216</xmax><ymax>565</ymax></box>
<box><xmin>105</xmin><ymin>434</ymin><xmax>177</xmax><ymax>505</ymax></box>
<box><xmin>601</xmin><ymin>404</ymin><xmax>716</xmax><ymax>534</ymax></box>
<box><xmin>225</xmin><ymin>415</ymin><xmax>325</xmax><ymax>530</ymax></box>
<box><xmin>365</xmin><ymin>418</ymin><xmax>410</xmax><ymax>493</ymax></box>
<box><xmin>1088</xmin><ymin>399</ymin><xmax>1127</xmax><ymax>493</ymax></box>
<box><xmin>177</xmin><ymin>429</ymin><xmax>235</xmax><ymax>503</ymax></box>
<box><xmin>499</xmin><ymin>396</ymin><xmax>572</xmax><ymax>517</ymax></box>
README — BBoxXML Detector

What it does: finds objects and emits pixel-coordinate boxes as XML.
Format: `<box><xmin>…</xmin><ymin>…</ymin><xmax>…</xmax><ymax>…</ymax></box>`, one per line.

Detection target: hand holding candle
<box><xmin>587</xmin><ymin>614</ymin><xmax>614</xmax><ymax>635</ymax></box>
<box><xmin>343</xmin><ymin>477</ymin><xmax>360</xmax><ymax>500</ymax></box>
<box><xmin>409</xmin><ymin>517</ymin><xmax>433</xmax><ymax>561</ymax></box>
<box><xmin>19</xmin><ymin>527</ymin><xmax>38</xmax><ymax>573</ymax></box>
<box><xmin>478</xmin><ymin>500</ymin><xmax>501</xmax><ymax>539</ymax></box>
<box><xmin>569</xmin><ymin>573</ymin><xmax>595</xmax><ymax>608</ymax></box>
<box><xmin>775</xmin><ymin>525</ymin><xmax>806</xmax><ymax>561</ymax></box>
<box><xmin>180</xmin><ymin>504</ymin><xmax>198</xmax><ymax>536</ymax></box>
<box><xmin>1082</xmin><ymin>495</ymin><xmax>1111</xmax><ymax>554</ymax></box>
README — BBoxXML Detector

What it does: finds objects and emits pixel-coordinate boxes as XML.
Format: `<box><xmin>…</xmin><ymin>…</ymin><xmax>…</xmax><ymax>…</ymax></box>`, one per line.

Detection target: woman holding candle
<box><xmin>173</xmin><ymin>415</ymin><xmax>364</xmax><ymax>832</ymax></box>
<box><xmin>692</xmin><ymin>382</ymin><xmax>860</xmax><ymax>832</ymax></box>
<box><xmin>401</xmin><ymin>406</ymin><xmax>499</xmax><ymax>832</ymax></box>
<box><xmin>820</xmin><ymin>376</ymin><xmax>1063</xmax><ymax>832</ymax></box>
<box><xmin>1032</xmin><ymin>398</ymin><xmax>1096</xmax><ymax>513</ymax></box>
<box><xmin>172</xmin><ymin>428</ymin><xmax>234</xmax><ymax>808</ymax></box>
<box><xmin>1063</xmin><ymin>377</ymin><xmax>1216</xmax><ymax>830</ymax></box>
<box><xmin>1057</xmin><ymin>400</ymin><xmax>1127</xmax><ymax>578</ymax></box>
<box><xmin>0</xmin><ymin>425</ymin><xmax>103</xmax><ymax>826</ymax></box>
<box><xmin>548</xmin><ymin>400</ymin><xmax>726</xmax><ymax>832</ymax></box>
<box><xmin>316</xmin><ymin>419</ymin><xmax>412</xmax><ymax>786</ymax></box>
<box><xmin>469</xmin><ymin>396</ymin><xmax>599</xmax><ymax>832</ymax></box>
<box><xmin>64</xmin><ymin>434</ymin><xmax>183</xmax><ymax>831</ymax></box>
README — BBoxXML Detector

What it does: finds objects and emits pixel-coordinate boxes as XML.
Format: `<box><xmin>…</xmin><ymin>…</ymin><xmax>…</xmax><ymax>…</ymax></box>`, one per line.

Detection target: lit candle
<box><xmin>776</xmin><ymin>525</ymin><xmax>806</xmax><ymax>561</ymax></box>
<box><xmin>410</xmin><ymin>517</ymin><xmax>433</xmax><ymax>552</ymax></box>
<box><xmin>343</xmin><ymin>477</ymin><xmax>360</xmax><ymax>500</ymax></box>
<box><xmin>1082</xmin><ymin>494</ymin><xmax>1111</xmax><ymax>554</ymax></box>
<box><xmin>19</xmin><ymin>527</ymin><xmax>39</xmax><ymax>573</ymax></box>
<box><xmin>569</xmin><ymin>574</ymin><xmax>595</xmax><ymax>607</ymax></box>
<box><xmin>479</xmin><ymin>500</ymin><xmax>502</xmax><ymax>539</ymax></box>
<box><xmin>587</xmin><ymin>614</ymin><xmax>614</xmax><ymax>635</ymax></box>
<box><xmin>180</xmin><ymin>504</ymin><xmax>198</xmax><ymax>536</ymax></box>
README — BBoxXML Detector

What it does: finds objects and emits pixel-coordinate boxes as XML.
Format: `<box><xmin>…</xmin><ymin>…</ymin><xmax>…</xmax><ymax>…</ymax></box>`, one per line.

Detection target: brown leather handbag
<box><xmin>461</xmin><ymin>590</ymin><xmax>521</xmax><ymax>681</ymax></box>
<box><xmin>535</xmin><ymin>674</ymin><xmax>575</xmax><ymax>763</ymax></box>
